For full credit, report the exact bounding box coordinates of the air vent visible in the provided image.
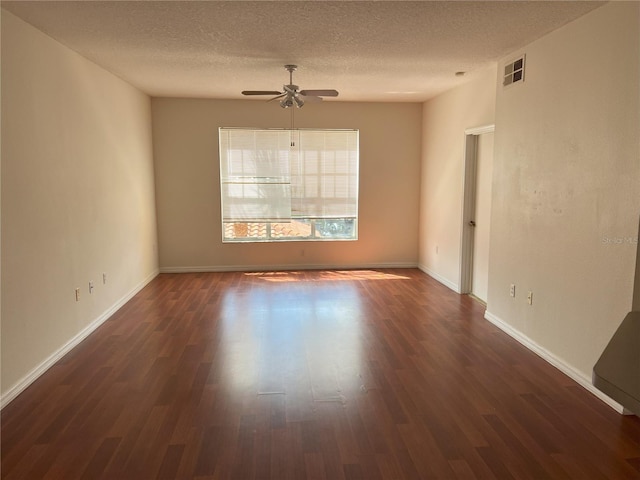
[503,55,525,87]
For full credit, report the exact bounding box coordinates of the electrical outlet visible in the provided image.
[527,291,533,305]
[89,281,94,294]
[75,288,80,302]
[510,284,516,297]
[103,273,107,285]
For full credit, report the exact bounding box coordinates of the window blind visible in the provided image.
[219,128,359,224]
[291,129,359,219]
[219,129,293,222]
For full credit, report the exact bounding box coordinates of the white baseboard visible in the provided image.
[1,269,160,409]
[417,264,460,293]
[160,262,418,274]
[484,310,626,414]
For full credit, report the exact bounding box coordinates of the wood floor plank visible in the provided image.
[2,269,640,479]
[156,444,185,480]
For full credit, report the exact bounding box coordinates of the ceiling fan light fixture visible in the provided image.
[293,95,305,108]
[279,97,294,108]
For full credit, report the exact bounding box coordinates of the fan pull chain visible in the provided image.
[290,107,295,147]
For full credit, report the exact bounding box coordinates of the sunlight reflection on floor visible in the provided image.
[244,270,411,282]
[220,274,366,398]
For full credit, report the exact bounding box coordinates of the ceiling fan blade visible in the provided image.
[267,93,287,102]
[242,90,283,96]
[300,89,339,97]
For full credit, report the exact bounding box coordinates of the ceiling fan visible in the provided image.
[242,65,338,108]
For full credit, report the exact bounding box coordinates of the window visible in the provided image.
[219,128,359,242]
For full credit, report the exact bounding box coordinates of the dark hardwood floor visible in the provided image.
[2,269,640,479]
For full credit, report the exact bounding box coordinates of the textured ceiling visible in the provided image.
[2,1,604,102]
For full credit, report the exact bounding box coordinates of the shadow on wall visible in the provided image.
[592,214,640,416]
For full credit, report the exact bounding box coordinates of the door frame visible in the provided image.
[459,124,495,295]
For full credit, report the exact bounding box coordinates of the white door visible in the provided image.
[471,132,494,303]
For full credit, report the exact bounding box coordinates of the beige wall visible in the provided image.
[152,99,422,271]
[1,12,159,403]
[487,2,640,380]
[418,67,497,290]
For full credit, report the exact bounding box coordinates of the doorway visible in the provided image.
[460,125,495,303]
